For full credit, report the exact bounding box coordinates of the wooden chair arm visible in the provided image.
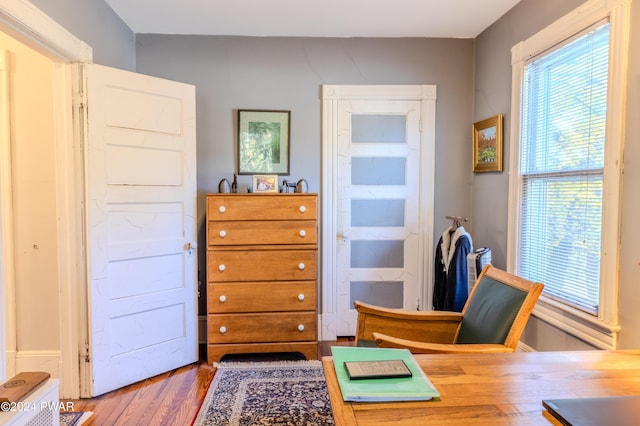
[354,301,463,322]
[354,301,463,346]
[372,332,516,354]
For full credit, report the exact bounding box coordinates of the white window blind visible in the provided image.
[518,22,609,315]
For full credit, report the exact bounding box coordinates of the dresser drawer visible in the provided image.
[208,220,317,246]
[208,312,317,343]
[208,249,317,282]
[208,282,317,313]
[207,194,317,221]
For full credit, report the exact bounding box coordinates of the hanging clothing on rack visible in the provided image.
[433,225,473,312]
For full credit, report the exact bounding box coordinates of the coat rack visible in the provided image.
[445,215,468,229]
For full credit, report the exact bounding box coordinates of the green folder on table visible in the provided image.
[331,346,441,402]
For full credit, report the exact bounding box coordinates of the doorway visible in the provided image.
[0,29,74,388]
[321,85,436,338]
[0,2,198,399]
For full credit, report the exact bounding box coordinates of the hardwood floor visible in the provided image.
[63,340,354,425]
[63,359,214,425]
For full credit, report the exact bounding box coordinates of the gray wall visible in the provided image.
[135,35,475,312]
[28,0,640,349]
[30,0,135,70]
[473,0,640,350]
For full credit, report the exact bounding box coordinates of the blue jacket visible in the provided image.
[433,226,473,312]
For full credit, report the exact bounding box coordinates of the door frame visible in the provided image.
[320,85,437,340]
[0,0,92,398]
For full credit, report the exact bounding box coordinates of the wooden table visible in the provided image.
[322,350,640,425]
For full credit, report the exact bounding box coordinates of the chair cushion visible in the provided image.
[456,275,528,344]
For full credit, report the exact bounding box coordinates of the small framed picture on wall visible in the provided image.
[472,114,503,173]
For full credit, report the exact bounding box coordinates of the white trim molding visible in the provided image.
[0,0,92,62]
[507,0,631,350]
[533,298,620,349]
[321,84,436,340]
[0,49,13,381]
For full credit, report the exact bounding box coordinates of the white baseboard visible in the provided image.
[517,341,536,352]
[15,350,61,378]
[320,313,337,341]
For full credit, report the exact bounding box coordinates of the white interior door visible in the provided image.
[335,99,426,336]
[83,63,197,396]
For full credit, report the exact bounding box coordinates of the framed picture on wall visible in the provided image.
[472,114,503,173]
[238,109,290,175]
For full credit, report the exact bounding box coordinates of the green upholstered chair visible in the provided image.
[354,265,544,354]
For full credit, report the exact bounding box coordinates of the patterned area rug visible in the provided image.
[59,411,92,426]
[193,360,335,426]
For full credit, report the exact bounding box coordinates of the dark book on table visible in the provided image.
[344,359,412,380]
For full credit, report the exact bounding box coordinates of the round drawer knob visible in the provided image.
[297,324,305,332]
[218,206,226,213]
[299,205,306,213]
[219,230,227,238]
[219,326,227,334]
[298,263,305,271]
[219,295,227,303]
[298,293,305,301]
[299,230,306,238]
[218,264,226,272]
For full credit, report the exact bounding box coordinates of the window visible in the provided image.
[519,22,609,315]
[508,0,630,349]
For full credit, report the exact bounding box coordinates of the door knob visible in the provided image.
[185,241,198,254]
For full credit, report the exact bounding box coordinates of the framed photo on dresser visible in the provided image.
[252,174,278,193]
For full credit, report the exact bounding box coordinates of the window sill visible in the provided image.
[532,295,620,350]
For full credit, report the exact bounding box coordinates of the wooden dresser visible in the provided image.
[206,193,319,363]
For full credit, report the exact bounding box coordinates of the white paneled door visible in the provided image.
[336,101,422,335]
[83,64,197,396]
[322,85,436,338]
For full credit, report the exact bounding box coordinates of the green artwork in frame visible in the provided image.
[237,109,290,175]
